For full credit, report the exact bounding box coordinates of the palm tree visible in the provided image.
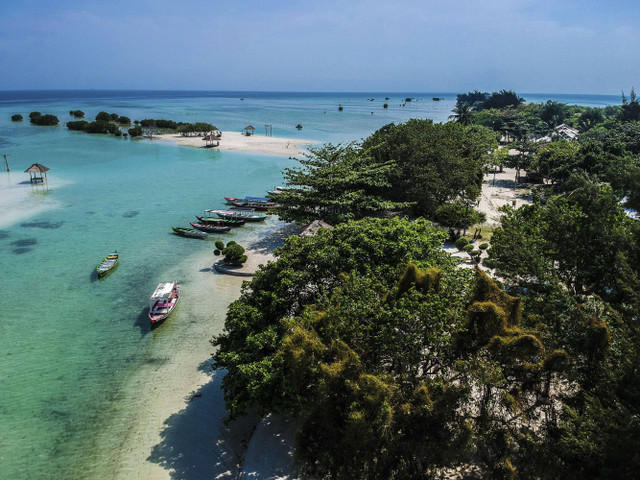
[448,103,475,125]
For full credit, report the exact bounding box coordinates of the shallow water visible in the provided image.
[0,90,621,479]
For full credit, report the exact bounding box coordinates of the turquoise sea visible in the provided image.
[0,91,621,479]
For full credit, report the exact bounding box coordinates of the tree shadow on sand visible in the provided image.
[247,223,301,255]
[147,369,259,480]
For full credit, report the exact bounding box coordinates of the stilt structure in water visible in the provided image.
[25,163,49,183]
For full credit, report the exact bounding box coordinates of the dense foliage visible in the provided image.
[486,174,640,478]
[11,114,22,121]
[66,120,121,135]
[213,92,640,478]
[213,218,579,478]
[275,120,497,224]
[29,112,59,126]
[275,143,407,224]
[69,110,84,118]
[139,118,216,135]
[128,125,143,137]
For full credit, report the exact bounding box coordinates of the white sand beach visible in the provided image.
[0,173,66,229]
[155,131,315,156]
[98,230,300,480]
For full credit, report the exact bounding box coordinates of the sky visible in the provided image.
[0,0,638,94]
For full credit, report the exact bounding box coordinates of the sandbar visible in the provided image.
[154,131,315,156]
[0,173,65,229]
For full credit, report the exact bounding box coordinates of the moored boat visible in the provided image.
[197,214,246,226]
[190,222,232,233]
[231,200,278,211]
[208,209,267,222]
[96,251,119,277]
[172,227,208,239]
[149,281,180,326]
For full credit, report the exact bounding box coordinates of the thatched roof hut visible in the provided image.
[25,163,50,183]
[203,133,220,147]
[243,125,256,135]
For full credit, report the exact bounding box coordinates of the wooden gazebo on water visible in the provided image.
[25,163,49,183]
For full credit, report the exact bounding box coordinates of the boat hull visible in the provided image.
[210,210,267,222]
[149,295,179,327]
[96,252,119,278]
[172,227,207,239]
[149,283,180,327]
[190,222,232,233]
[196,216,246,227]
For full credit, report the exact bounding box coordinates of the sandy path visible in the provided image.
[477,167,533,224]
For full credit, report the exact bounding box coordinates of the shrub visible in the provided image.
[11,114,23,121]
[128,125,143,137]
[69,110,84,118]
[95,111,118,122]
[85,121,118,134]
[383,103,388,109]
[118,116,131,125]
[213,241,248,266]
[455,237,470,250]
[479,243,490,250]
[463,244,475,253]
[30,113,59,126]
[67,120,89,131]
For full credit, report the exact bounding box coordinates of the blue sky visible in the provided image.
[0,0,638,93]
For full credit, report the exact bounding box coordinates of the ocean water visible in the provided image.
[0,90,622,480]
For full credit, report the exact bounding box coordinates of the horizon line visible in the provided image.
[0,88,623,97]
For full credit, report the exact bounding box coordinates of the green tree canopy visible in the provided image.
[363,119,497,214]
[275,143,408,224]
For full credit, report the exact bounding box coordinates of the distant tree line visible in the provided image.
[138,118,217,136]
[63,112,217,139]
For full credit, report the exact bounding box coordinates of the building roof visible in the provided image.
[24,163,50,173]
[555,124,580,139]
[244,125,256,130]
[300,220,334,237]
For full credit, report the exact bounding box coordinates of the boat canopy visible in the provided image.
[150,282,175,300]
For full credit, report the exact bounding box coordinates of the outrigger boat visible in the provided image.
[96,251,119,277]
[149,281,180,327]
[172,227,208,239]
[231,200,278,211]
[207,209,267,222]
[190,222,232,233]
[196,212,246,226]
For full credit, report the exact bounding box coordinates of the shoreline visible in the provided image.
[154,131,315,156]
[0,173,67,229]
[96,226,298,480]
